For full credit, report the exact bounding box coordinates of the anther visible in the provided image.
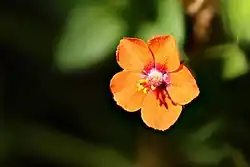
[150,85,156,90]
[137,85,144,91]
[139,79,145,83]
[143,88,148,94]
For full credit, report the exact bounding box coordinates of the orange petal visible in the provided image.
[110,71,146,112]
[167,65,200,105]
[116,38,153,71]
[148,35,180,72]
[141,92,182,131]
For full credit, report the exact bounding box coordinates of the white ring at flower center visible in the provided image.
[148,69,163,82]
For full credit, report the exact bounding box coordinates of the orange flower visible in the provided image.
[110,35,200,131]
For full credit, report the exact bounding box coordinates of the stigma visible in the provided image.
[137,68,169,93]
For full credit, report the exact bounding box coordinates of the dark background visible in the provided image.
[3,0,250,166]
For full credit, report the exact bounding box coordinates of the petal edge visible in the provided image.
[141,92,182,131]
[116,38,153,71]
[167,65,200,105]
[110,71,146,112]
[148,35,180,72]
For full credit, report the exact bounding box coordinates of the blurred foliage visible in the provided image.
[221,0,250,45]
[204,44,249,80]
[16,124,133,167]
[180,119,229,165]
[137,0,185,48]
[55,4,126,71]
[3,0,250,167]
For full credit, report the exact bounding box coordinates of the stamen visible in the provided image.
[137,67,169,95]
[139,79,145,83]
[151,85,156,90]
[137,84,144,91]
[143,88,148,94]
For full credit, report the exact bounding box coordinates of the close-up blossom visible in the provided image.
[5,0,250,166]
[110,35,200,131]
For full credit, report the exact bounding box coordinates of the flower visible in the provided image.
[110,35,200,131]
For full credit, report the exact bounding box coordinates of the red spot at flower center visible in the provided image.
[137,63,170,107]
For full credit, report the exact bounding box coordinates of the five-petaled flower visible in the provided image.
[110,35,200,131]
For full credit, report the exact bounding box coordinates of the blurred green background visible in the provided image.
[3,0,250,166]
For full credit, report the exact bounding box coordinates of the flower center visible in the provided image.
[137,68,169,94]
